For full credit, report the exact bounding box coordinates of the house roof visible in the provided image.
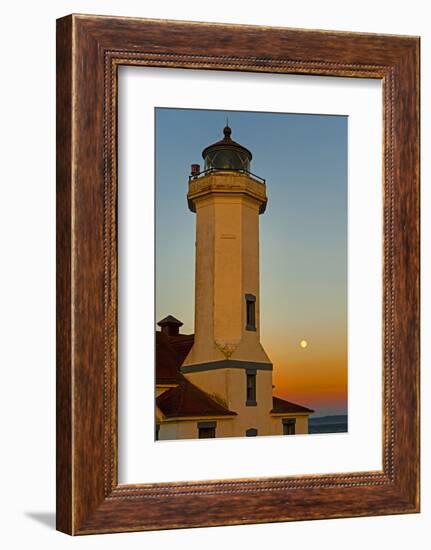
[168,334,195,366]
[201,125,253,161]
[271,396,314,414]
[155,330,195,385]
[155,331,186,385]
[157,379,237,418]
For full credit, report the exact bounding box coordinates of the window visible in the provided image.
[199,426,215,438]
[246,370,257,406]
[245,293,256,331]
[282,418,296,435]
[246,428,258,437]
[198,421,216,438]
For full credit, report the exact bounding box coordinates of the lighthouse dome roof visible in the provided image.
[202,125,252,172]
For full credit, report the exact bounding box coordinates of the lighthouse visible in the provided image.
[182,125,274,431]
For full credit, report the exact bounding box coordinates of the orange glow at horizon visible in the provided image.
[262,327,347,414]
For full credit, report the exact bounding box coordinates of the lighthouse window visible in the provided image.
[245,294,256,331]
[246,371,257,406]
[282,418,296,435]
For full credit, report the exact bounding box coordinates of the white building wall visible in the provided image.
[158,413,309,441]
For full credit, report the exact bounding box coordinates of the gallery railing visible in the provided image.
[188,167,266,185]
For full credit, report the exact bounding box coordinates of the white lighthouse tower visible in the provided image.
[182,125,274,434]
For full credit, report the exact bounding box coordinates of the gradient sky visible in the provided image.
[155,108,347,417]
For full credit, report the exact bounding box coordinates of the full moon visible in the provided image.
[300,340,308,348]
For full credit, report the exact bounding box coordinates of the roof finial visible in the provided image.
[223,117,232,139]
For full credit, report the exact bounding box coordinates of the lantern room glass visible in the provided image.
[203,147,251,172]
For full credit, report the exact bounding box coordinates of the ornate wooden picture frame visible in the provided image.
[56,14,420,535]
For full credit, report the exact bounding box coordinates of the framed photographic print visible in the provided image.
[56,14,420,535]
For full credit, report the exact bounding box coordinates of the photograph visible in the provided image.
[154,107,348,440]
